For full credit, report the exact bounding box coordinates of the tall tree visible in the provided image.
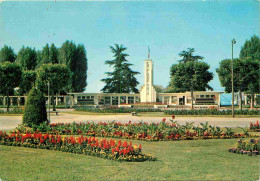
[19,70,37,95]
[0,45,17,63]
[179,48,203,63]
[0,62,22,111]
[240,35,260,61]
[37,43,59,66]
[36,64,72,111]
[58,41,87,92]
[101,44,140,93]
[167,48,213,109]
[16,46,37,70]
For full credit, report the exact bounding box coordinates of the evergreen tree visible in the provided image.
[101,44,140,93]
[240,35,260,61]
[16,46,37,70]
[58,41,87,92]
[38,43,59,66]
[0,45,17,63]
[23,87,47,127]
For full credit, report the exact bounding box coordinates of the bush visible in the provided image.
[75,107,162,113]
[164,109,260,115]
[22,87,47,127]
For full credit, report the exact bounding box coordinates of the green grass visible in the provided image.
[0,138,259,180]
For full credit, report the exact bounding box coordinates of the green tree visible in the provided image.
[0,45,17,63]
[37,43,59,66]
[240,35,260,61]
[153,85,165,93]
[216,58,259,109]
[179,48,203,63]
[23,87,47,127]
[36,64,72,111]
[0,62,22,111]
[19,70,37,95]
[167,48,213,109]
[58,41,88,92]
[101,44,140,93]
[16,46,37,70]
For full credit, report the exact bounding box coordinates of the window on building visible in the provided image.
[171,96,177,104]
[206,95,210,98]
[157,96,162,103]
[128,96,134,104]
[135,96,140,103]
[200,95,205,98]
[120,96,126,104]
[112,96,119,105]
[98,96,104,105]
[104,97,111,105]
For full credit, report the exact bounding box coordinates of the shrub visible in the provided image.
[164,109,260,115]
[22,87,47,127]
[75,107,162,113]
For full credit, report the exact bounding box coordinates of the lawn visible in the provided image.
[0,138,258,180]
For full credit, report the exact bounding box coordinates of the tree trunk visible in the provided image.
[191,89,194,110]
[250,92,254,109]
[6,94,10,112]
[52,90,56,111]
[239,90,242,111]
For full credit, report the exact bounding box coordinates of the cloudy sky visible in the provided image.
[0,0,259,93]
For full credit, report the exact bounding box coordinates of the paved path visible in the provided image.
[0,113,259,130]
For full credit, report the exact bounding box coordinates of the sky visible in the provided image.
[0,0,259,96]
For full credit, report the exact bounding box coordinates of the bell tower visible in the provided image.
[140,48,157,102]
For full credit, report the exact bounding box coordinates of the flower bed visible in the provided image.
[229,139,260,156]
[75,107,162,113]
[164,109,260,115]
[249,121,260,132]
[0,131,156,162]
[17,119,251,141]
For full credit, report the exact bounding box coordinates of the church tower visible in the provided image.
[140,48,157,102]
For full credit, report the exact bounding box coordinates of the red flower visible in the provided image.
[139,144,142,150]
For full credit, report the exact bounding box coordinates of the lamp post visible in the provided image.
[231,38,236,118]
[47,81,50,122]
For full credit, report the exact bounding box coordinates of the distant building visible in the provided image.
[0,57,223,108]
[68,58,223,108]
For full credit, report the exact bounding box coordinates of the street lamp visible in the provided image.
[231,38,236,118]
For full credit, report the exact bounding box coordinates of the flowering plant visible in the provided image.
[249,121,260,131]
[229,139,260,156]
[16,120,251,141]
[0,131,156,162]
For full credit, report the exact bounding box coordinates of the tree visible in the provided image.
[153,85,165,93]
[16,46,37,70]
[0,62,22,111]
[0,45,16,63]
[101,44,140,93]
[37,43,59,66]
[240,35,260,61]
[58,41,88,92]
[216,58,259,109]
[179,48,203,63]
[36,64,72,111]
[19,70,37,95]
[167,48,213,109]
[23,87,47,127]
